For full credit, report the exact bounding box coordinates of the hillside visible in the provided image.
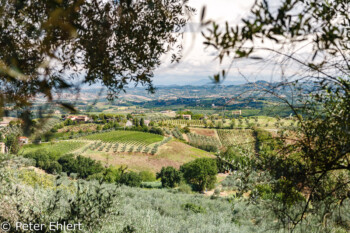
[83,139,214,173]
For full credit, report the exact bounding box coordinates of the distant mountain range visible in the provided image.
[155,79,247,86]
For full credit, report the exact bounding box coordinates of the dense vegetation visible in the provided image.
[180,158,218,192]
[0,0,349,232]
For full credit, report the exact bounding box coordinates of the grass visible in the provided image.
[81,130,163,146]
[20,141,86,155]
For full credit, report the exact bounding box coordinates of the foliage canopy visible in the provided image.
[203,0,350,229]
[0,0,194,114]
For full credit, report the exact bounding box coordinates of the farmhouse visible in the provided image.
[19,136,29,144]
[66,115,90,122]
[182,114,192,120]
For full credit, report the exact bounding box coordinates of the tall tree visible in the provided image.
[4,134,20,154]
[180,158,217,192]
[156,166,181,188]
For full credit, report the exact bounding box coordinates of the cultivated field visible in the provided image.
[20,141,86,155]
[81,130,163,146]
[186,133,221,148]
[82,137,171,155]
[84,139,214,172]
[217,129,256,155]
[189,128,218,138]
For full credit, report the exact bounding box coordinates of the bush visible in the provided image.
[58,155,104,179]
[24,149,62,172]
[119,172,142,187]
[182,126,190,134]
[5,134,20,154]
[46,161,62,174]
[177,183,192,194]
[156,166,182,188]
[197,144,218,153]
[139,171,156,182]
[88,167,122,183]
[140,181,162,189]
[181,203,206,214]
[216,146,251,173]
[180,158,218,192]
[149,127,164,136]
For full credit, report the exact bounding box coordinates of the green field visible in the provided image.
[20,141,86,155]
[81,130,163,146]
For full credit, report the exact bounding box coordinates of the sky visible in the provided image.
[153,0,260,85]
[153,0,301,86]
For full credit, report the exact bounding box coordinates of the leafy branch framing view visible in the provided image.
[0,0,349,232]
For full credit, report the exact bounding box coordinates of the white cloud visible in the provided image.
[154,0,258,85]
[154,0,312,86]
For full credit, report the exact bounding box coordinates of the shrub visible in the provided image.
[58,155,104,179]
[180,158,218,192]
[139,171,156,182]
[4,134,20,154]
[18,169,55,188]
[119,172,142,187]
[149,127,164,136]
[182,126,190,134]
[88,167,122,183]
[46,161,62,174]
[177,183,192,194]
[24,149,62,172]
[181,203,206,214]
[214,188,221,196]
[156,166,181,188]
[197,144,218,152]
[140,181,162,189]
[216,146,251,173]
